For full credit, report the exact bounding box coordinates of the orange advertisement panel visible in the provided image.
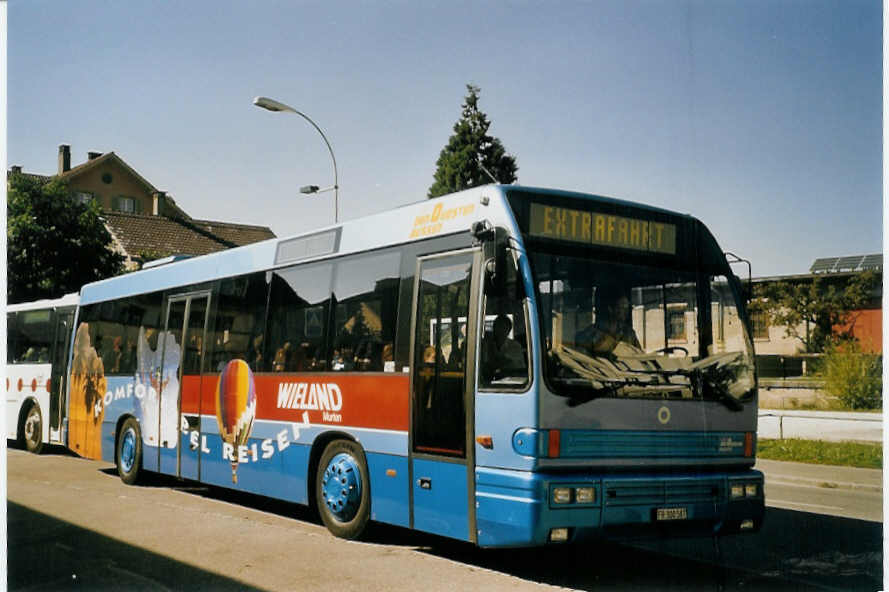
[183,372,410,431]
[68,324,106,459]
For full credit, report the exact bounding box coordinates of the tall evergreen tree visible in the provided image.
[7,174,125,303]
[428,84,518,198]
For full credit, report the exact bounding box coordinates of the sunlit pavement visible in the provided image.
[757,458,882,521]
[7,447,883,591]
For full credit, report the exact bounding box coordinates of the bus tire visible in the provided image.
[117,418,143,485]
[21,403,44,454]
[315,439,371,540]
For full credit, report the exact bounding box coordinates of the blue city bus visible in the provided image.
[66,185,763,546]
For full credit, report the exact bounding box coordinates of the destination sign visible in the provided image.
[528,203,677,255]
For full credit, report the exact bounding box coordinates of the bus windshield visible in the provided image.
[530,250,755,409]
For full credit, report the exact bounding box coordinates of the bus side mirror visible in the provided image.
[733,274,752,302]
[484,238,509,296]
[471,219,496,243]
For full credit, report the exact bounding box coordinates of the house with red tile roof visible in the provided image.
[8,144,275,268]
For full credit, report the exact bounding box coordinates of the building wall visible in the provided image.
[68,160,153,214]
[845,308,882,353]
[752,321,807,355]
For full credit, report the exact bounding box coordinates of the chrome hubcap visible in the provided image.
[120,428,137,473]
[24,409,39,441]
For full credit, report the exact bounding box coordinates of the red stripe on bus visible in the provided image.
[181,373,410,431]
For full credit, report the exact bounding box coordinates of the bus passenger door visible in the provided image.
[409,250,480,543]
[159,293,210,480]
[49,309,73,443]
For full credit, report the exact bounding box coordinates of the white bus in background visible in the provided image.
[6,293,79,453]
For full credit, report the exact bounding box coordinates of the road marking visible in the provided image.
[767,499,843,511]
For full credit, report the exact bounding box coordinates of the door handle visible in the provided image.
[417,477,431,490]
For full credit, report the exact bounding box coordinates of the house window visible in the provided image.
[74,191,94,205]
[751,310,770,340]
[667,306,686,341]
[114,196,137,213]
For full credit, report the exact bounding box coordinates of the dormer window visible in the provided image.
[113,196,139,213]
[74,191,94,205]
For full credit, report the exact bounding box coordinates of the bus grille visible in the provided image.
[603,478,724,507]
[561,430,746,458]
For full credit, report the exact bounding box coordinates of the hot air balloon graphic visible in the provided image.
[215,359,257,483]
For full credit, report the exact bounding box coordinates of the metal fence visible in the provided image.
[755,354,822,379]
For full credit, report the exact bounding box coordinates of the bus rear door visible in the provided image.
[49,308,74,443]
[159,292,210,479]
[409,250,481,542]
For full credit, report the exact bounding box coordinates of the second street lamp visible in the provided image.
[253,96,339,223]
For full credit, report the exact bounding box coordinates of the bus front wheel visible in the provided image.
[315,439,370,540]
[21,404,43,454]
[117,418,143,485]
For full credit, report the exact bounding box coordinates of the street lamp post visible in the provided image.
[253,96,339,223]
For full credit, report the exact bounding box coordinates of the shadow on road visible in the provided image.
[6,441,79,457]
[8,502,269,592]
[130,467,882,591]
[418,507,881,591]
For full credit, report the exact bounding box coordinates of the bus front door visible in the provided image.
[409,250,480,543]
[159,293,210,480]
[49,309,73,443]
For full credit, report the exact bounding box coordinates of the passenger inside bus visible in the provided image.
[481,315,527,382]
[576,285,641,355]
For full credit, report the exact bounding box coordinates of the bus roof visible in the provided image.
[78,185,699,306]
[7,292,80,313]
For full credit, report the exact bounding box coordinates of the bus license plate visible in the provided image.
[656,507,688,521]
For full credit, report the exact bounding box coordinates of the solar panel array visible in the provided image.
[809,254,882,274]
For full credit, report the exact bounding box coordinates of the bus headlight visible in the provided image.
[552,487,572,504]
[730,482,760,499]
[549,527,570,542]
[575,487,595,504]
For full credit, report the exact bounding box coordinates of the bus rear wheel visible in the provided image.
[117,418,143,485]
[316,439,370,540]
[21,404,43,454]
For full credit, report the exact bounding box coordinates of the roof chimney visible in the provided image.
[88,151,102,161]
[58,144,71,174]
[152,191,166,216]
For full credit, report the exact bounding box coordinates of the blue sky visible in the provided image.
[7,0,882,277]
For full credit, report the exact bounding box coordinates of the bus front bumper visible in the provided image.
[474,467,765,548]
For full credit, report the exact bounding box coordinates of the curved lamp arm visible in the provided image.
[253,96,339,223]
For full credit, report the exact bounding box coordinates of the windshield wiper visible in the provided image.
[549,346,682,407]
[550,346,749,411]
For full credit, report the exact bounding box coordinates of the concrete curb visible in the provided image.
[764,474,882,494]
[757,459,883,494]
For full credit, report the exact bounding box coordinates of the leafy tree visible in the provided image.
[7,174,125,303]
[428,84,518,198]
[750,271,877,353]
[820,340,882,410]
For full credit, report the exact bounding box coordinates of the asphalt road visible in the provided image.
[757,459,882,522]
[7,446,883,591]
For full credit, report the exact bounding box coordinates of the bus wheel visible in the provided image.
[316,440,370,540]
[117,418,143,485]
[21,404,43,454]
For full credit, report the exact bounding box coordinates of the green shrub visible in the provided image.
[820,342,882,410]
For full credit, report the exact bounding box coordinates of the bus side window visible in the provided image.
[330,251,400,372]
[15,310,55,365]
[480,250,530,390]
[211,273,269,372]
[266,263,333,373]
[7,313,17,364]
